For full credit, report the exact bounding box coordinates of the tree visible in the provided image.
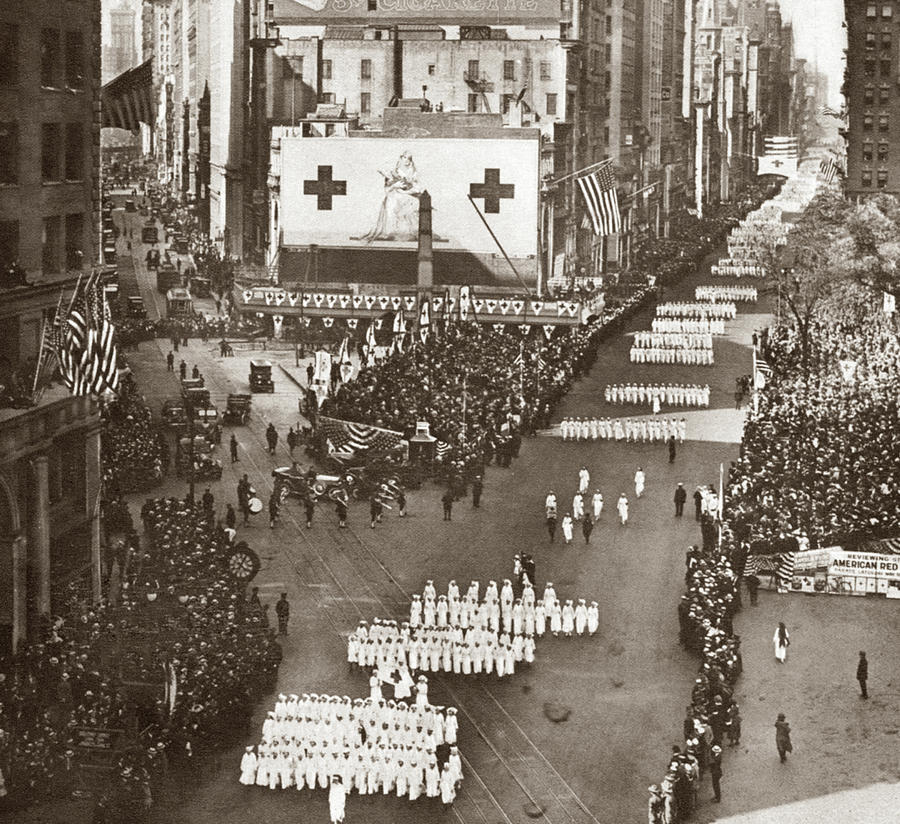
[841,194,900,297]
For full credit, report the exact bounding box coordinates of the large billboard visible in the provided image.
[278,136,540,260]
[273,0,560,25]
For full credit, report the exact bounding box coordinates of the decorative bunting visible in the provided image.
[485,299,497,314]
[339,295,350,309]
[322,317,334,328]
[346,318,358,330]
[264,292,273,306]
[302,317,311,327]
[242,290,253,304]
[472,298,485,315]
[403,296,416,311]
[519,324,530,335]
[374,318,384,330]
[493,323,505,333]
[326,294,337,308]
[390,296,402,310]
[498,299,510,315]
[313,293,325,307]
[352,295,363,309]
[364,296,376,310]
[302,294,312,307]
[288,293,299,306]
[530,301,544,315]
[378,296,390,310]
[543,324,555,340]
[511,299,524,314]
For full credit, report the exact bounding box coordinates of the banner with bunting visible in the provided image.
[418,299,431,344]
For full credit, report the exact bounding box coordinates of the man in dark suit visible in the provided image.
[857,651,868,699]
[674,483,687,516]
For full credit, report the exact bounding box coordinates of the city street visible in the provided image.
[106,207,897,824]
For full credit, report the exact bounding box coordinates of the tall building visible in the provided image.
[0,1,104,656]
[843,0,900,197]
[104,1,138,83]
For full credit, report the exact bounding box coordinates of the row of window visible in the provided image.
[866,4,894,18]
[864,31,893,49]
[0,23,85,89]
[862,142,891,161]
[859,169,890,188]
[862,113,892,131]
[863,85,893,103]
[862,56,893,75]
[289,57,557,83]
[0,214,86,276]
[0,122,85,185]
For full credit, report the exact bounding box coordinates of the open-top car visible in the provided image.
[272,464,354,504]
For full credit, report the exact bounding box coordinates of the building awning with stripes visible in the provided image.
[101,58,155,133]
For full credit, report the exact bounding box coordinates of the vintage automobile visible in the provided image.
[166,287,193,318]
[223,393,252,425]
[141,221,159,244]
[161,398,189,429]
[124,199,137,213]
[190,275,211,297]
[171,234,190,254]
[272,464,354,504]
[156,263,181,294]
[146,248,161,271]
[249,359,274,393]
[175,436,222,480]
[127,296,147,319]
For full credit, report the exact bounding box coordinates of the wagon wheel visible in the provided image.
[225,541,260,582]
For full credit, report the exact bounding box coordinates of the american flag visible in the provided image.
[55,271,119,396]
[819,157,843,183]
[435,440,452,460]
[318,416,404,453]
[577,163,621,236]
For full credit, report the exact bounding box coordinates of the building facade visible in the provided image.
[843,0,900,196]
[0,0,104,656]
[104,1,139,83]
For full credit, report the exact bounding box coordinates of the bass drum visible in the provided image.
[311,480,328,499]
[248,496,263,514]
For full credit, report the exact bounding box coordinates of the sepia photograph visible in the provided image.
[0,0,898,823]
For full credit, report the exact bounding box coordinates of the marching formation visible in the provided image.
[693,286,758,304]
[650,317,726,335]
[558,416,686,443]
[657,301,739,318]
[633,332,715,350]
[604,383,710,409]
[240,693,461,813]
[630,348,715,365]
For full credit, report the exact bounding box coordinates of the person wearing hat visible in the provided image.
[328,774,347,823]
[674,482,687,516]
[472,474,483,507]
[775,713,792,763]
[709,743,723,802]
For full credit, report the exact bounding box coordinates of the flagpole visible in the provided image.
[544,157,615,189]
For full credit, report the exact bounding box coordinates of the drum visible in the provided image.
[248,496,263,514]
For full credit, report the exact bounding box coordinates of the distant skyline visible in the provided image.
[779,0,846,107]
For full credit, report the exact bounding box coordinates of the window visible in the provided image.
[427,64,435,75]
[878,141,889,160]
[603,126,609,144]
[360,92,371,113]
[467,93,479,113]
[40,28,60,87]
[605,43,612,63]
[65,31,84,89]
[883,31,892,49]
[42,216,61,274]
[881,58,892,75]
[360,59,372,80]
[865,86,875,104]
[320,92,335,103]
[0,122,17,184]
[503,60,515,81]
[65,123,83,181]
[863,142,874,161]
[606,15,612,34]
[865,58,877,75]
[321,59,332,80]
[879,113,889,130]
[467,60,480,78]
[65,213,84,270]
[862,170,873,187]
[41,123,61,182]
[0,220,18,271]
[501,93,515,114]
[540,61,551,80]
[0,24,18,86]
[878,169,889,187]
[864,114,874,131]
[866,32,877,49]
[867,3,878,16]
[546,93,557,115]
[880,84,890,102]
[367,0,377,10]
[883,4,893,17]
[605,70,611,88]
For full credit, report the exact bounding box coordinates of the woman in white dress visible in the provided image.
[239,746,257,785]
[329,775,347,824]
[773,622,790,663]
[617,494,629,526]
[549,600,563,637]
[561,513,574,544]
[592,490,604,520]
[634,467,645,498]
[561,600,575,638]
[572,492,585,521]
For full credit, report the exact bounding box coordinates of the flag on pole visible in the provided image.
[391,311,407,355]
[577,163,621,236]
[418,298,431,345]
[753,351,773,389]
[55,270,119,396]
[335,337,353,384]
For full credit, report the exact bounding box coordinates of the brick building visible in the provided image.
[0,1,104,655]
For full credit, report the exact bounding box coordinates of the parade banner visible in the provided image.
[279,136,540,259]
[781,548,900,597]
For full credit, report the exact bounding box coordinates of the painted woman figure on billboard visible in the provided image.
[363,150,423,242]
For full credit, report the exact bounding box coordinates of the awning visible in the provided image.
[101,58,154,132]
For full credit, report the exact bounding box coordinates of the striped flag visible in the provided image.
[577,163,621,236]
[318,416,404,453]
[55,270,119,396]
[819,156,843,183]
[754,350,773,389]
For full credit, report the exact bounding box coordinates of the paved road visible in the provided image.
[104,204,900,824]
